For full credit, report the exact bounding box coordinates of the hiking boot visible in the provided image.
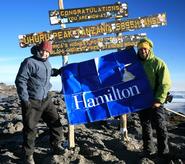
[25,155,35,164]
[158,152,173,159]
[139,150,156,159]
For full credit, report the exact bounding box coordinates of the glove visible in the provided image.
[21,100,30,109]
[165,92,173,103]
[52,68,62,76]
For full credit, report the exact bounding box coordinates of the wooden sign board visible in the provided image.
[18,13,166,47]
[51,34,146,56]
[49,2,128,25]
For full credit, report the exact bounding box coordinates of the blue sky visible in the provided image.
[0,0,185,91]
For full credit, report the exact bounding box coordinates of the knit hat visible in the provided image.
[137,38,153,50]
[39,41,52,53]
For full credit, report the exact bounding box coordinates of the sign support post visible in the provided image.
[115,12,129,141]
[58,0,75,149]
[120,114,129,141]
[58,0,68,66]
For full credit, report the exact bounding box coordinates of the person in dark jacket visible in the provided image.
[137,38,171,158]
[15,41,64,164]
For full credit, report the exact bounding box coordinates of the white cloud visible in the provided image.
[50,77,63,91]
[172,81,185,91]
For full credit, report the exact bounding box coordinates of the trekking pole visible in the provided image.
[165,107,185,118]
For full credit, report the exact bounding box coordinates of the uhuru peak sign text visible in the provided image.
[49,2,128,24]
[52,34,146,56]
[19,13,166,48]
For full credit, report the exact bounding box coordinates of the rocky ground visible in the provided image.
[0,83,185,164]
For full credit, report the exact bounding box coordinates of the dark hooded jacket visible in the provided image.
[15,46,53,102]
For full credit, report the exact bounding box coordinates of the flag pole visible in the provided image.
[58,0,75,148]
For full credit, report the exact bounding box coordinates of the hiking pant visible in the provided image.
[139,106,169,155]
[21,96,64,156]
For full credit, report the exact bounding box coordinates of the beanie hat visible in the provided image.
[39,41,52,53]
[137,38,153,50]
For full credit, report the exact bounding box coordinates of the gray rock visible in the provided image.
[0,83,185,164]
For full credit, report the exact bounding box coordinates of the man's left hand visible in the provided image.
[52,68,62,76]
[152,102,162,109]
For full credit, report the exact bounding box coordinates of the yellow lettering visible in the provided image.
[151,17,158,24]
[76,9,82,15]
[125,21,130,30]
[119,22,126,31]
[29,36,36,44]
[52,32,58,39]
[57,31,63,40]
[60,11,64,16]
[134,19,141,29]
[79,15,88,21]
[129,20,135,29]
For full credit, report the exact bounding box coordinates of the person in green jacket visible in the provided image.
[137,38,171,158]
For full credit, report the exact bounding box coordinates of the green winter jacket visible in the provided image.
[140,49,171,104]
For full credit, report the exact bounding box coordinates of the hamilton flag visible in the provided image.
[61,47,154,125]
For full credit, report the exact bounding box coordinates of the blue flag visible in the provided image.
[61,48,154,125]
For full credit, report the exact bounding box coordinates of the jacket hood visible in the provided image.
[30,45,47,62]
[31,45,39,56]
[137,38,153,48]
[146,48,155,60]
[137,37,155,60]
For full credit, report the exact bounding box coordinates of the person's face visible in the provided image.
[138,48,150,60]
[39,50,50,59]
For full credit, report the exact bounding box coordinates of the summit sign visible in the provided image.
[18,13,166,48]
[49,2,128,25]
[51,34,146,56]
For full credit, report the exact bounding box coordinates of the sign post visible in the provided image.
[115,14,129,141]
[58,0,75,149]
[58,0,68,66]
